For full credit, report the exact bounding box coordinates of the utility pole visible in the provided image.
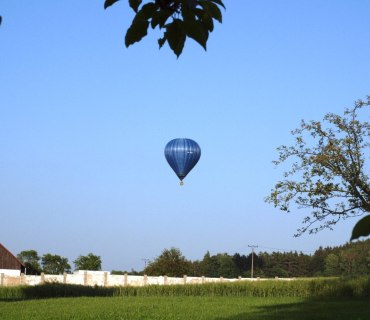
[142,258,149,270]
[248,245,258,278]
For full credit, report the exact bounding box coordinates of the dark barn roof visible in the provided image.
[0,243,25,271]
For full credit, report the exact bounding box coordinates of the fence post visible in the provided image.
[238,276,241,281]
[41,272,45,284]
[20,273,25,285]
[124,273,128,287]
[220,277,224,283]
[201,276,205,284]
[183,275,187,284]
[84,271,88,286]
[104,272,108,287]
[164,275,168,285]
[143,274,147,286]
[0,273,4,286]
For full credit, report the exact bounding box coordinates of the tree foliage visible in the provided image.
[266,96,370,239]
[324,253,340,276]
[73,253,102,271]
[145,241,370,278]
[144,247,192,276]
[104,0,225,57]
[17,250,42,275]
[41,254,71,275]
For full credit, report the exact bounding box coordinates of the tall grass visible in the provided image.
[1,277,369,300]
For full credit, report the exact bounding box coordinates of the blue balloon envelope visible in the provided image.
[164,138,201,185]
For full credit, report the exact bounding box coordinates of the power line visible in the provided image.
[236,244,316,254]
[257,246,315,254]
[141,258,149,269]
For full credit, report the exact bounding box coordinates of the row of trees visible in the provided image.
[139,240,370,278]
[16,251,102,275]
[17,240,369,277]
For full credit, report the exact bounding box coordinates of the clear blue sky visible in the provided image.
[1,1,370,271]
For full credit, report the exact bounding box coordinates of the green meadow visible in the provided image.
[1,296,370,320]
[1,277,369,319]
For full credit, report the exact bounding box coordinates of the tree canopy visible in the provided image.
[74,253,102,271]
[17,250,42,275]
[104,0,225,57]
[41,253,71,275]
[142,242,370,278]
[266,96,370,240]
[144,247,192,276]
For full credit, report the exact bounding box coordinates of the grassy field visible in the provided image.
[1,296,370,320]
[1,277,369,319]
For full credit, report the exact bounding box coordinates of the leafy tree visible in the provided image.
[200,251,220,277]
[309,246,326,276]
[324,253,340,276]
[41,254,71,275]
[111,269,143,275]
[104,0,225,57]
[260,252,289,278]
[266,96,370,239]
[264,265,288,278]
[295,252,311,277]
[144,247,191,276]
[232,253,249,275]
[190,260,203,276]
[17,250,42,275]
[215,253,239,278]
[73,253,102,271]
[339,249,357,275]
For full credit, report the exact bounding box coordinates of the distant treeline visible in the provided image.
[114,240,370,278]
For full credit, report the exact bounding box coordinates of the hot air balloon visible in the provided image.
[164,138,201,185]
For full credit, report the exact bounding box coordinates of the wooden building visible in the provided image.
[0,243,25,275]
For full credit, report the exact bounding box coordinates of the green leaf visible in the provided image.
[129,0,142,13]
[125,20,150,47]
[210,0,226,9]
[350,215,370,241]
[104,0,120,9]
[181,3,196,22]
[151,8,173,29]
[125,3,157,47]
[133,2,157,23]
[158,36,166,49]
[165,19,186,57]
[184,20,208,50]
[200,12,214,32]
[199,1,223,23]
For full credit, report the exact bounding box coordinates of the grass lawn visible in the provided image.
[0,296,369,320]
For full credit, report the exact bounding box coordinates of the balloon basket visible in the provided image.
[180,181,184,186]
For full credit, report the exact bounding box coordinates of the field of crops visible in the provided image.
[1,296,370,320]
[1,277,369,319]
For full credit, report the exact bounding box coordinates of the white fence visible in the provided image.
[0,271,288,287]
